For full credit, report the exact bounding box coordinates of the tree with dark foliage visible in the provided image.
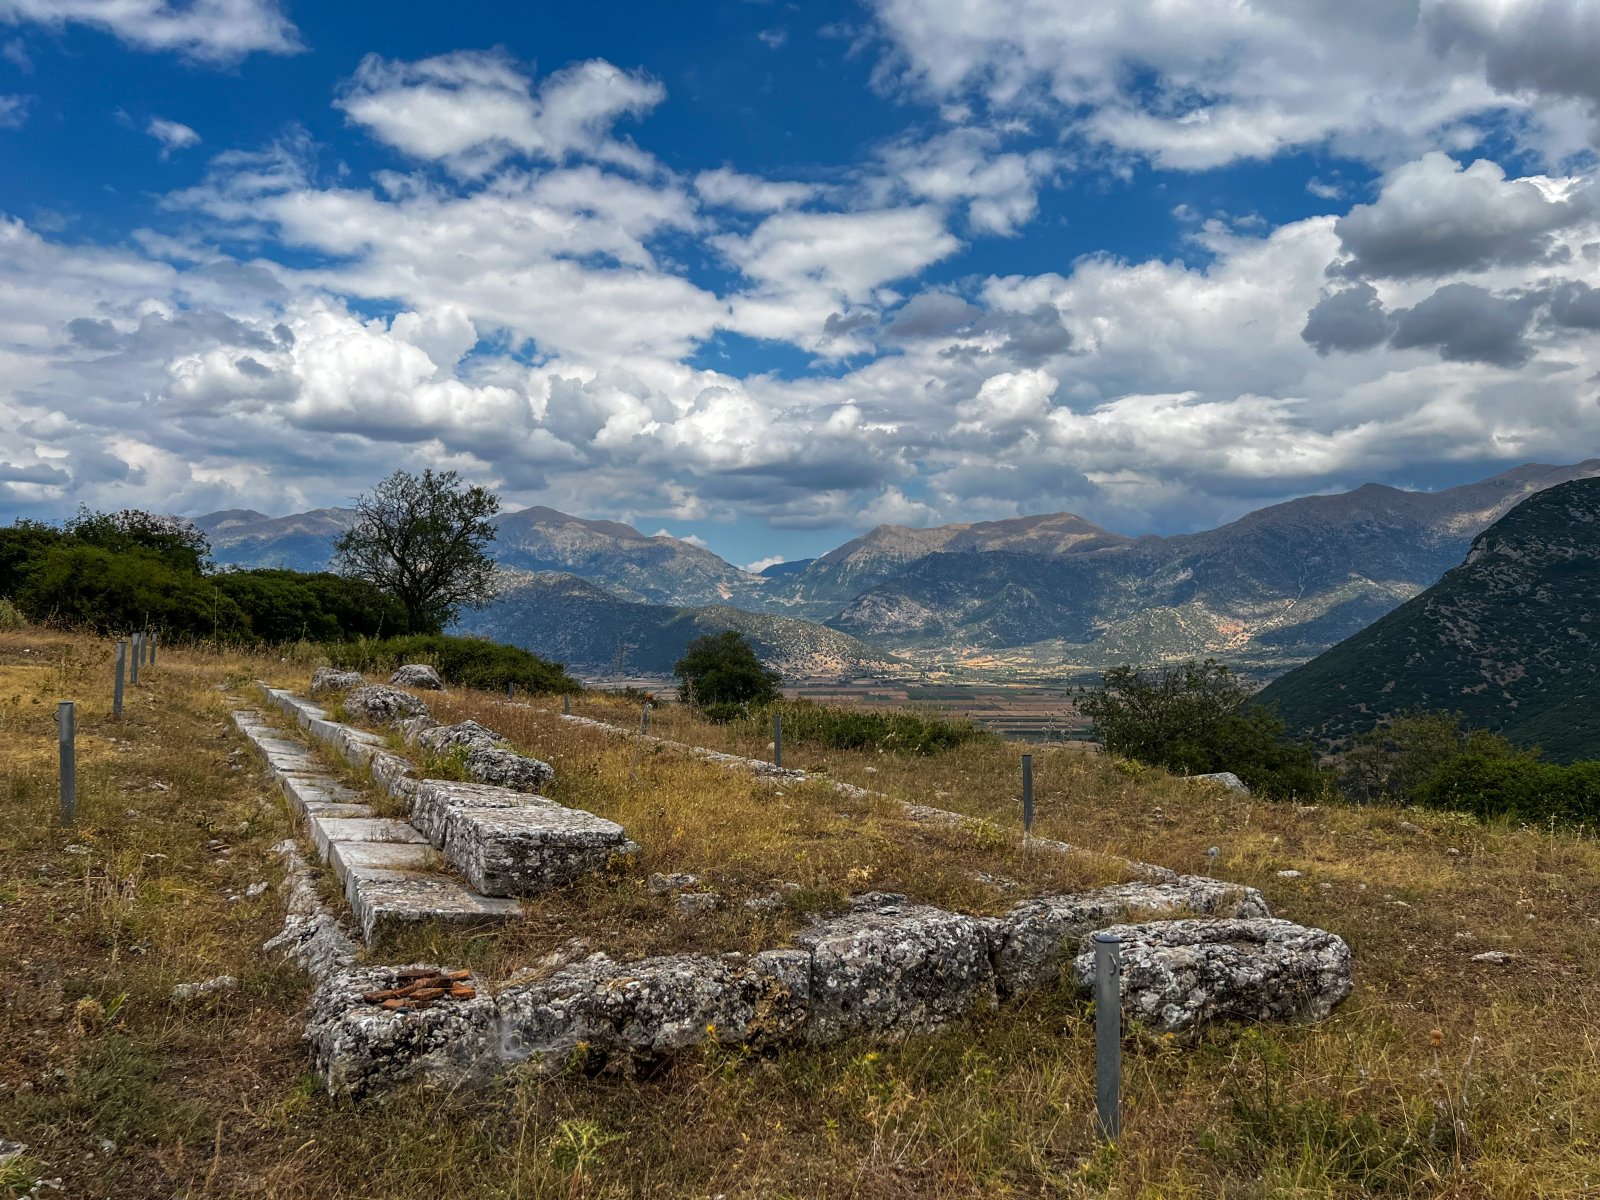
[332,469,500,634]
[674,630,780,716]
[1079,658,1328,799]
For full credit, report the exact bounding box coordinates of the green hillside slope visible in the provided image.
[1256,478,1600,761]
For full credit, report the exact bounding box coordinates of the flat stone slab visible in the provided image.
[308,815,428,861]
[409,778,558,847]
[992,877,1270,996]
[279,774,367,815]
[344,869,522,944]
[441,802,638,897]
[1072,917,1354,1032]
[796,892,998,1042]
[328,839,438,885]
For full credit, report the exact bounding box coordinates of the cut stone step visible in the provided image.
[345,867,522,943]
[441,802,639,897]
[327,839,439,887]
[279,775,372,819]
[308,815,428,861]
[409,778,560,847]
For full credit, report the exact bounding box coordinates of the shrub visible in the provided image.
[0,597,25,630]
[674,630,780,709]
[1338,709,1523,804]
[14,544,251,637]
[1414,752,1600,825]
[324,633,579,694]
[742,699,996,755]
[215,569,410,643]
[1081,658,1330,799]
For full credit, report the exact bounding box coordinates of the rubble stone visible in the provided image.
[1072,917,1353,1032]
[1192,771,1250,794]
[344,685,430,727]
[390,664,445,690]
[310,667,366,696]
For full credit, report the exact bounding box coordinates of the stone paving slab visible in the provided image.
[441,803,638,897]
[308,815,428,861]
[341,867,523,943]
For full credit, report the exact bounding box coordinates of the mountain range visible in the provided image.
[1258,478,1600,761]
[187,458,1600,677]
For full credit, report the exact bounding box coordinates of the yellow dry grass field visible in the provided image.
[3,626,1600,1198]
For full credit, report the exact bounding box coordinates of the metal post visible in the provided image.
[562,693,570,716]
[113,640,126,719]
[507,681,515,702]
[58,701,76,827]
[641,702,650,734]
[149,631,156,667]
[1021,753,1034,836]
[1093,932,1122,1140]
[774,712,783,770]
[129,633,141,685]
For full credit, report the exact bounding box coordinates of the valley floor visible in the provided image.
[3,628,1599,1198]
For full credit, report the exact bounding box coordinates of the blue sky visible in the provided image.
[1,0,1598,571]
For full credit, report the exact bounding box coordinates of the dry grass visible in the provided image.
[4,628,1600,1197]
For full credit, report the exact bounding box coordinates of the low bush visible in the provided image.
[0,597,24,631]
[1415,751,1600,825]
[324,633,579,694]
[742,698,997,755]
[13,544,252,637]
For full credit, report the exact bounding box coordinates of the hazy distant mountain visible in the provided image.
[829,460,1600,669]
[1257,478,1600,761]
[776,512,1129,609]
[192,507,354,571]
[759,559,813,578]
[454,571,893,678]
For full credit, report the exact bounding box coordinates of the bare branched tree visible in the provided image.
[332,468,500,633]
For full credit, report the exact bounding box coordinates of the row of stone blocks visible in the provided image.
[245,685,639,942]
[303,885,1354,1096]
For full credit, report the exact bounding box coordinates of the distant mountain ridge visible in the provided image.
[454,571,894,678]
[1256,478,1600,761]
[184,457,1600,676]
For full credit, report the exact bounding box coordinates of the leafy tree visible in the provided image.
[0,520,64,598]
[63,506,211,574]
[214,569,410,643]
[1338,709,1525,804]
[1416,752,1600,825]
[1079,658,1329,799]
[674,630,780,714]
[332,469,500,634]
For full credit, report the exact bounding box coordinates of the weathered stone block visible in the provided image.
[345,685,430,727]
[464,746,555,792]
[310,667,366,696]
[495,949,810,1069]
[1071,917,1354,1032]
[992,877,1270,996]
[441,802,638,897]
[390,664,445,690]
[797,893,998,1042]
[408,778,558,848]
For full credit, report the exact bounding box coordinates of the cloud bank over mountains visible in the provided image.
[0,0,1598,549]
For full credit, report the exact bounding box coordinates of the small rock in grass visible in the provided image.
[171,975,238,1001]
[389,664,445,690]
[649,872,699,895]
[245,882,268,899]
[1276,869,1303,879]
[675,892,719,916]
[1471,950,1514,965]
[1399,820,1421,834]
[63,844,90,856]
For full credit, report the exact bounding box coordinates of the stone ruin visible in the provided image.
[239,669,1356,1097]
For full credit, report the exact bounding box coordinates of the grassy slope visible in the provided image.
[2,627,1599,1197]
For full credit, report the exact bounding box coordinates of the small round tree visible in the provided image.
[332,468,500,634]
[674,630,780,718]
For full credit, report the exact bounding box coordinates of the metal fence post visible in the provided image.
[58,700,76,826]
[129,632,141,685]
[774,712,783,770]
[1021,753,1034,836]
[641,702,650,734]
[113,640,126,719]
[562,693,570,716]
[507,681,515,702]
[1094,932,1122,1140]
[149,630,157,667]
